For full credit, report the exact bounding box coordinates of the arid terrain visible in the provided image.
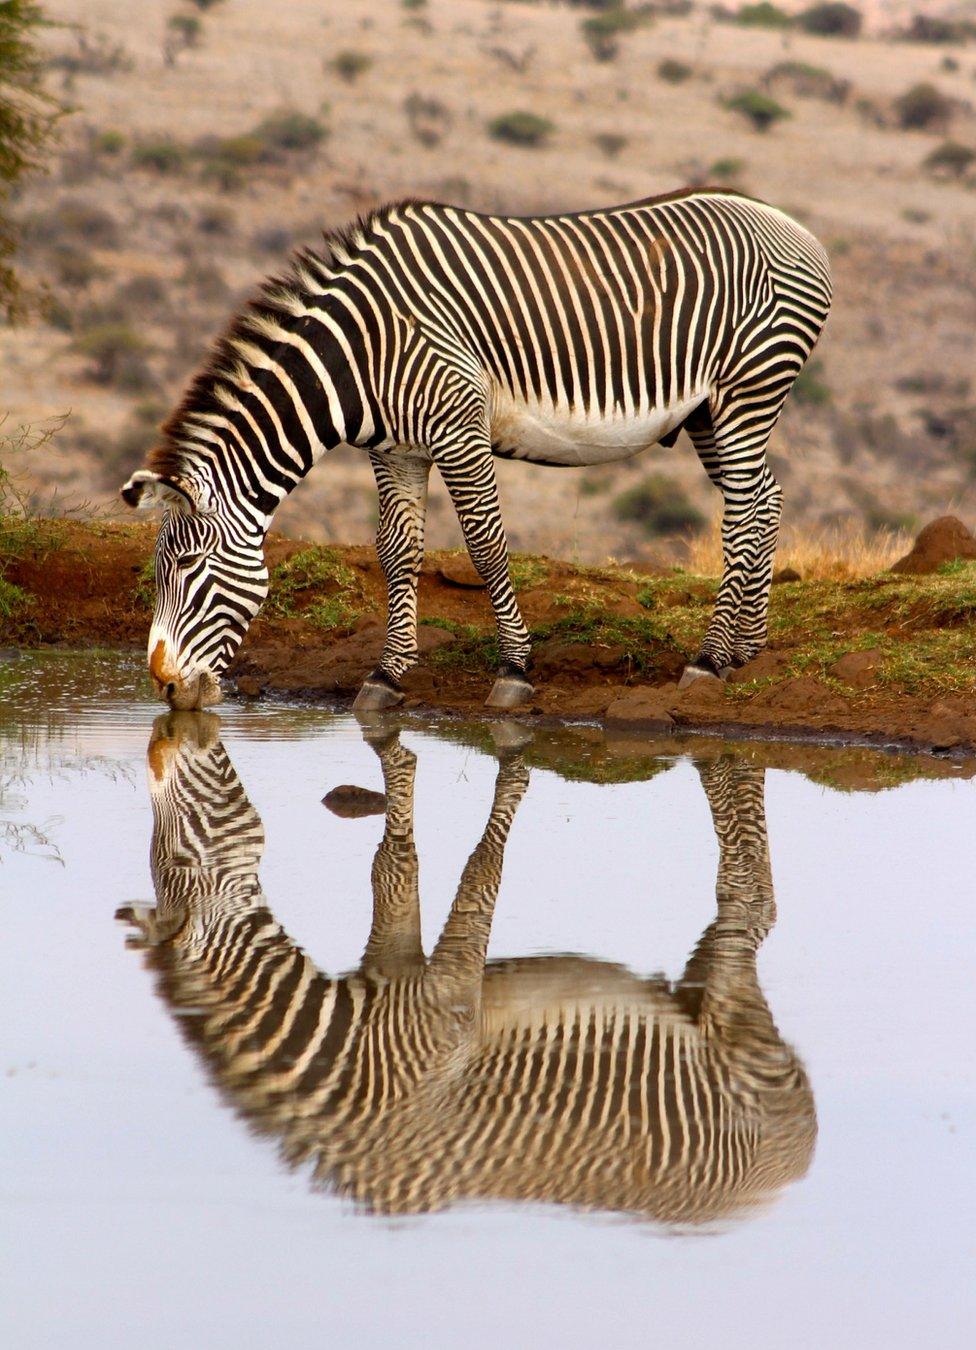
[2,0,975,563]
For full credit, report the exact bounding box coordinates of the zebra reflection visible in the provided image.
[119,716,815,1221]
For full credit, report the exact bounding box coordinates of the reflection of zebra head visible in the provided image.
[119,721,815,1223]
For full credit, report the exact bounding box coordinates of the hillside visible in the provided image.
[2,0,975,563]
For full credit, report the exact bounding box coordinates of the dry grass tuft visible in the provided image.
[681,515,913,581]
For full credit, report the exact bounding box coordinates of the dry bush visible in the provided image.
[487,111,554,148]
[923,140,976,180]
[404,93,451,147]
[48,30,133,80]
[796,4,862,38]
[894,83,953,132]
[763,61,849,104]
[613,475,705,536]
[329,50,372,83]
[684,517,913,580]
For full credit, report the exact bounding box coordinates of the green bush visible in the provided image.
[793,357,831,407]
[736,3,792,30]
[581,8,644,62]
[709,156,745,180]
[923,140,976,178]
[658,58,692,84]
[256,110,327,153]
[330,50,372,82]
[131,137,189,173]
[93,128,125,155]
[71,323,153,390]
[894,83,953,131]
[487,110,554,148]
[725,88,791,133]
[167,14,202,48]
[593,131,628,158]
[797,4,862,37]
[612,475,705,536]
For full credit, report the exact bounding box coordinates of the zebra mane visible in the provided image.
[149,200,424,480]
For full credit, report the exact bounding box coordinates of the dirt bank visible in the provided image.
[3,520,976,758]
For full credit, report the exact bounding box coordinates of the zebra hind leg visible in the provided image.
[355,453,431,712]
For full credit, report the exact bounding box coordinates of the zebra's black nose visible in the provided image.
[165,681,177,702]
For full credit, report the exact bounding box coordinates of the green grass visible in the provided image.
[510,554,549,591]
[134,557,155,608]
[0,575,30,619]
[267,547,360,617]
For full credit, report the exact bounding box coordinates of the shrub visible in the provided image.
[736,3,792,30]
[330,50,372,82]
[709,156,745,179]
[581,8,645,62]
[487,110,554,148]
[71,323,154,390]
[923,140,976,178]
[51,243,102,289]
[725,88,791,132]
[593,131,628,158]
[404,92,451,147]
[93,128,125,155]
[612,475,705,536]
[904,16,964,44]
[763,60,849,103]
[254,110,327,154]
[658,58,692,84]
[47,30,133,78]
[131,137,189,173]
[894,82,953,131]
[167,14,202,48]
[20,199,120,248]
[796,4,862,37]
[793,357,831,406]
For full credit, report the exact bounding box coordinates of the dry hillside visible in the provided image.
[2,0,975,563]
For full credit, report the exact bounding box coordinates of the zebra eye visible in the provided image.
[176,552,206,569]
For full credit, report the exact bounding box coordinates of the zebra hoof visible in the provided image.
[486,671,535,709]
[678,661,731,690]
[353,675,404,711]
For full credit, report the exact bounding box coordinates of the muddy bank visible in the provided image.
[3,520,976,758]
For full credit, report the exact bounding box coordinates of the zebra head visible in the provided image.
[120,469,269,709]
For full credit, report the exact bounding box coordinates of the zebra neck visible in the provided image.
[165,291,379,530]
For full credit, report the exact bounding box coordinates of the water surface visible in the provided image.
[2,654,974,1349]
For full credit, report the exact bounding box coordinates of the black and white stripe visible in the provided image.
[121,188,831,708]
[118,719,815,1220]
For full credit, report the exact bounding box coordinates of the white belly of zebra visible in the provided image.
[490,388,708,467]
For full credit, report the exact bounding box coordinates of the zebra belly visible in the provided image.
[490,389,707,467]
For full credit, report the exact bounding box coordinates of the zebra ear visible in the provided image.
[120,470,198,514]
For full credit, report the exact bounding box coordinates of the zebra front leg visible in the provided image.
[435,440,534,709]
[355,452,431,711]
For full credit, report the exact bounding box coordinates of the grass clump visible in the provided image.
[267,547,362,621]
[612,475,705,536]
[131,137,189,174]
[487,111,554,148]
[725,88,791,133]
[509,554,549,591]
[254,110,327,154]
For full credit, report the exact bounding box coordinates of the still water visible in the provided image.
[2,653,974,1349]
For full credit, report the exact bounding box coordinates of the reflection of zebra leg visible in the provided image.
[427,754,530,990]
[683,758,812,1126]
[360,731,424,980]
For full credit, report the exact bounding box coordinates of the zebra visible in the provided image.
[119,188,831,711]
[118,718,816,1221]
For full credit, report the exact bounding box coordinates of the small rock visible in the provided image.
[236,675,263,698]
[437,556,484,588]
[772,566,802,584]
[828,648,884,688]
[322,784,388,818]
[605,688,675,731]
[890,516,976,575]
